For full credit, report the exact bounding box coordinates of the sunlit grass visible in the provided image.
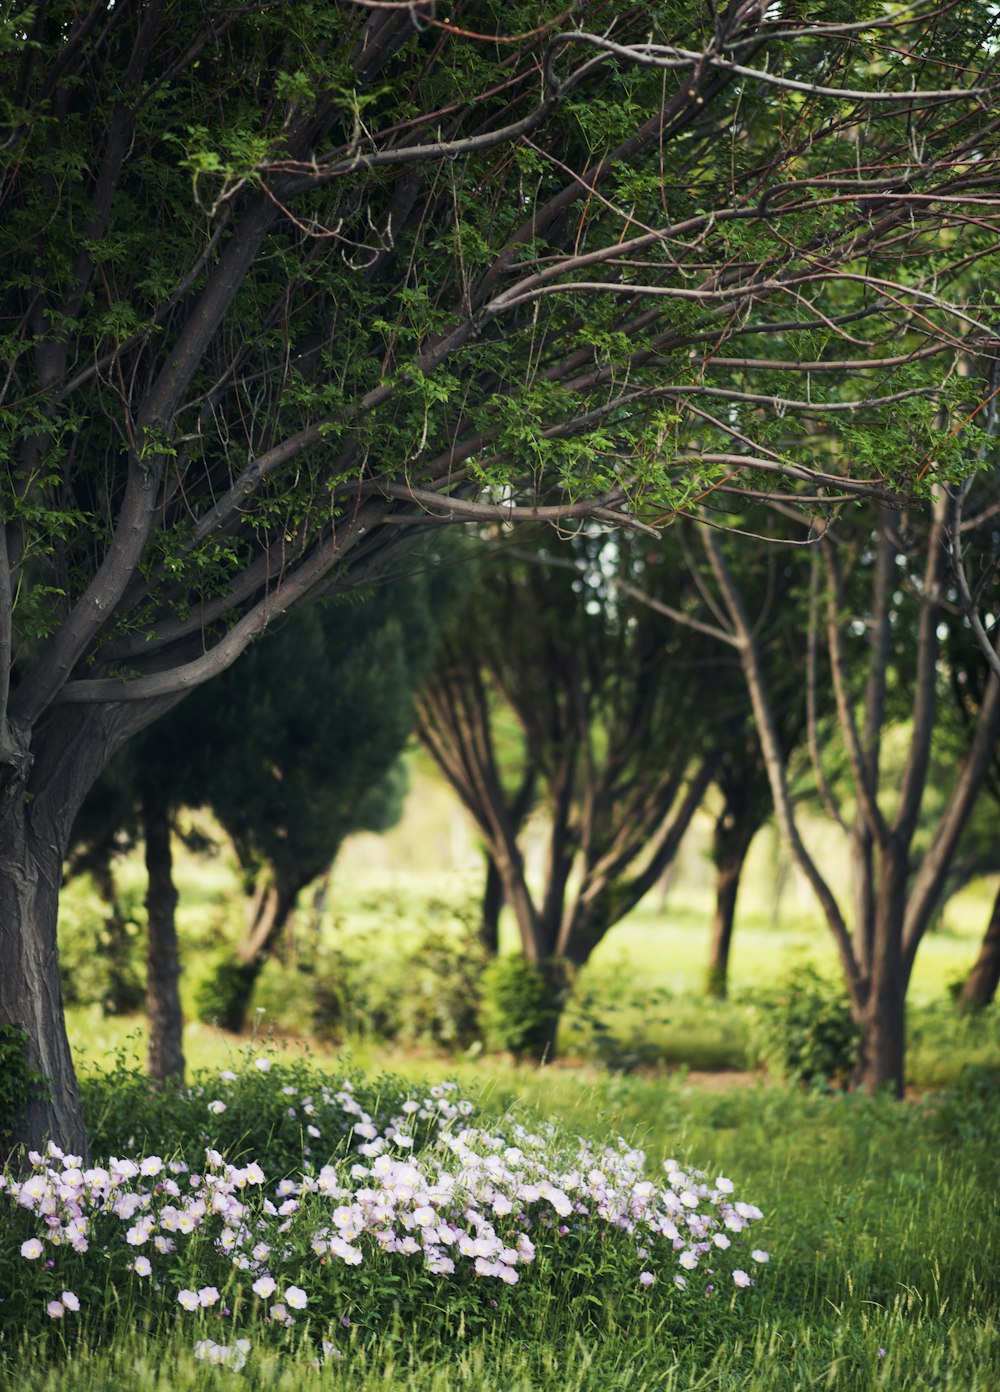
[10,1050,1000,1392]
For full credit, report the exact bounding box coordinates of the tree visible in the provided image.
[416,534,743,1054]
[71,564,444,1069]
[690,495,1000,1095]
[3,2,998,1153]
[193,572,443,1031]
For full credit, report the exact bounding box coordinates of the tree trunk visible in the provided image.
[481,852,503,956]
[221,878,300,1032]
[532,957,572,1065]
[852,865,907,1097]
[959,884,1000,1009]
[706,818,757,999]
[0,793,88,1162]
[852,970,906,1097]
[143,789,185,1086]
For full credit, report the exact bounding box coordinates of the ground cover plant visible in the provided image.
[1,1055,767,1383]
[2,1044,998,1391]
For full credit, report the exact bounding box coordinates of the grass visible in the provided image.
[5,1047,1000,1391]
[33,789,999,1387]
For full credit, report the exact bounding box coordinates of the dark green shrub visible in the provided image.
[748,965,859,1087]
[480,955,564,1061]
[0,1026,49,1143]
[195,957,259,1031]
[308,943,404,1042]
[80,1054,447,1173]
[396,913,486,1051]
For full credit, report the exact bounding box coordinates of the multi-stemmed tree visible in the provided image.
[3,2,999,1152]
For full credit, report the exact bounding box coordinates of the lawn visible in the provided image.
[16,787,996,1389]
[2,1043,998,1391]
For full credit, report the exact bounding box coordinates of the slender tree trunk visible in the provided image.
[92,853,141,1015]
[706,818,757,999]
[853,971,906,1097]
[222,880,300,1032]
[0,793,87,1161]
[481,852,503,956]
[959,884,1000,1008]
[143,789,185,1086]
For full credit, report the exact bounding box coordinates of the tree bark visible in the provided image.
[706,823,755,999]
[217,878,301,1032]
[481,852,503,956]
[852,971,906,1096]
[0,792,87,1161]
[959,884,1000,1008]
[143,788,185,1086]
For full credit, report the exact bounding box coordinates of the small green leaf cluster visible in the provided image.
[0,1027,50,1144]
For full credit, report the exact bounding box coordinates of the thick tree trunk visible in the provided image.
[959,885,1000,1009]
[532,957,572,1065]
[852,864,907,1097]
[852,971,906,1097]
[143,789,185,1086]
[0,794,88,1162]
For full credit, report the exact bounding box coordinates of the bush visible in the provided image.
[0,1026,49,1145]
[195,957,260,1032]
[395,915,486,1051]
[58,881,145,1015]
[3,1056,768,1366]
[480,956,565,1061]
[746,966,859,1087]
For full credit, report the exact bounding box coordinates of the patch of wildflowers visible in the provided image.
[2,1067,767,1354]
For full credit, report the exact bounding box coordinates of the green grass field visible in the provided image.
[20,788,996,1389]
[4,1045,999,1391]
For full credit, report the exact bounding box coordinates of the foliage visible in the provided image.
[0,1027,50,1144]
[248,897,487,1051]
[5,0,1000,1151]
[194,959,260,1034]
[745,967,860,1088]
[479,956,565,1061]
[1,1059,767,1370]
[57,879,146,1015]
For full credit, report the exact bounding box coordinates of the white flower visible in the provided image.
[134,1256,152,1277]
[46,1300,64,1320]
[285,1285,308,1309]
[254,1058,271,1073]
[715,1176,735,1193]
[177,1289,200,1311]
[252,1275,276,1299]
[61,1291,80,1312]
[732,1269,753,1288]
[208,1100,226,1115]
[198,1286,220,1307]
[20,1238,43,1260]
[678,1250,699,1270]
[639,1271,655,1288]
[751,1249,770,1263]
